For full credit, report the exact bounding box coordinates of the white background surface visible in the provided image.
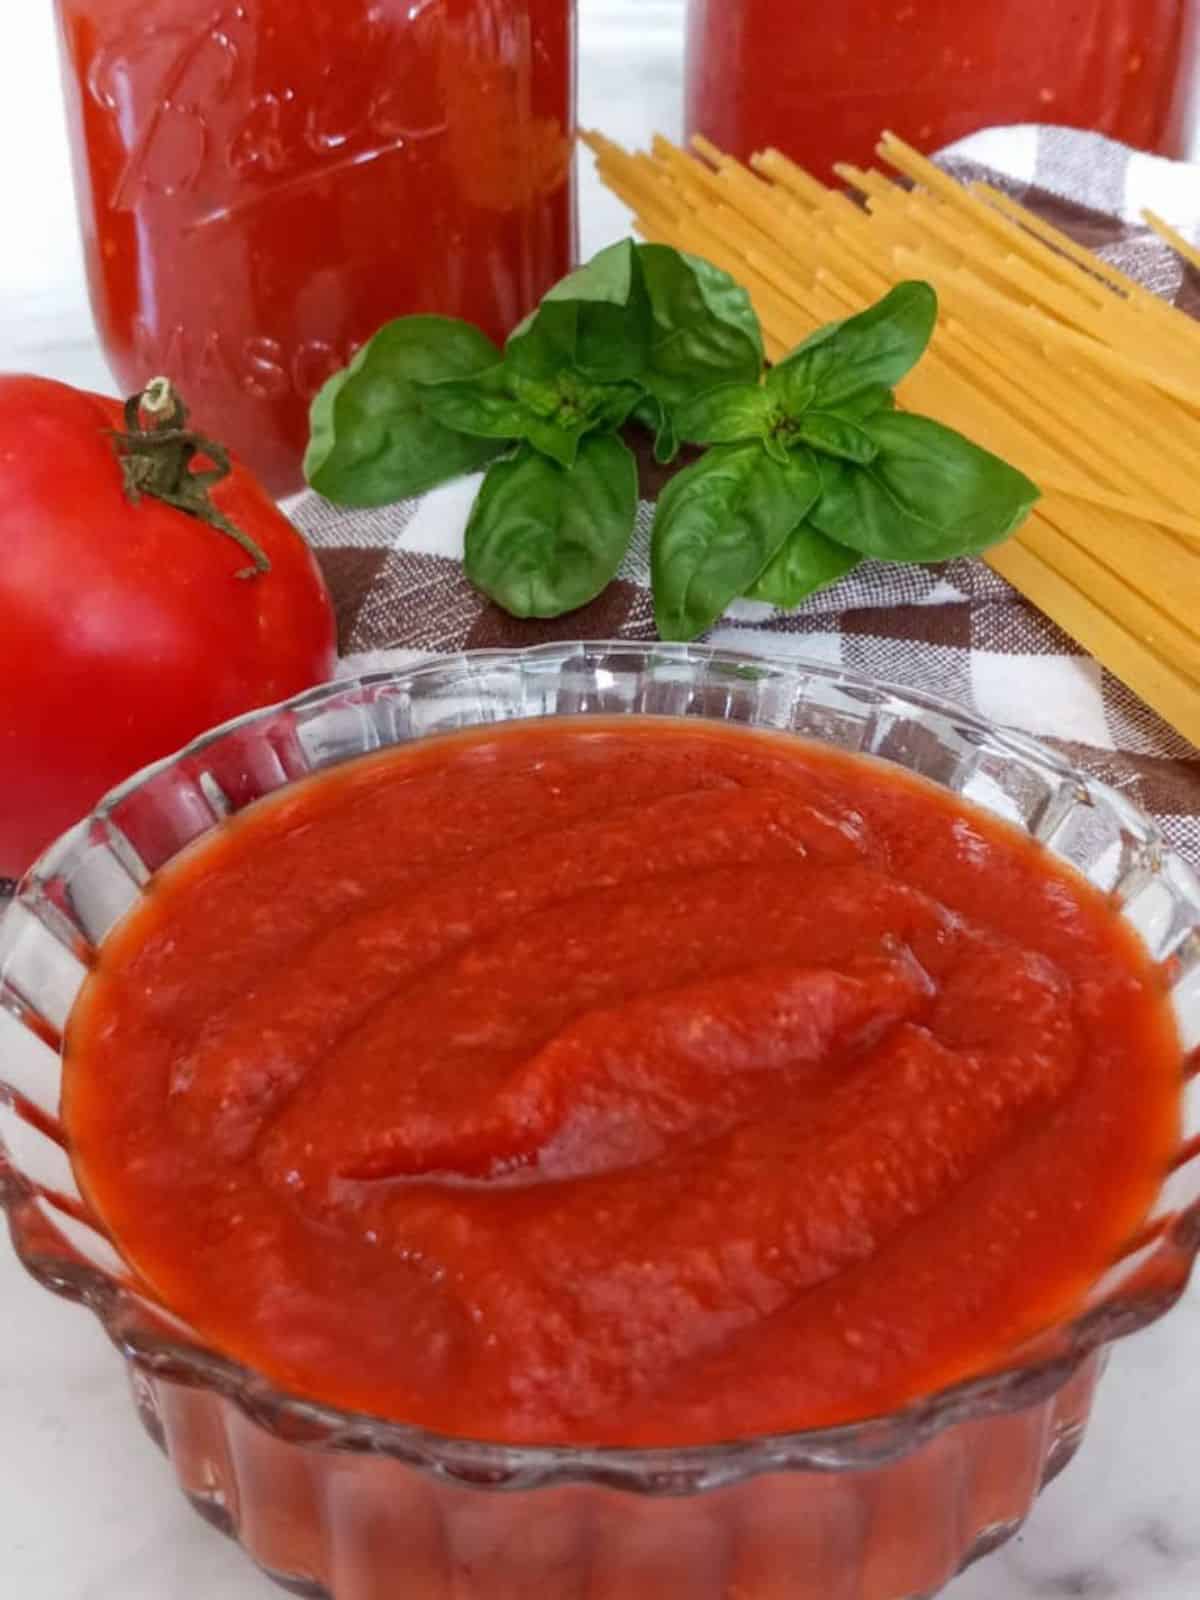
[3,4,1200,1598]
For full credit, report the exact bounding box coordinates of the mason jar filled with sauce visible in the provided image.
[54,1,577,495]
[686,0,1198,182]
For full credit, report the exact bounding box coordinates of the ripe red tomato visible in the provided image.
[0,375,338,878]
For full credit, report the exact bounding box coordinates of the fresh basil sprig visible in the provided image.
[655,280,1039,636]
[306,239,760,592]
[306,251,1039,639]
[420,363,642,470]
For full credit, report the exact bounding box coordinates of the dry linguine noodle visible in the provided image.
[584,128,1200,746]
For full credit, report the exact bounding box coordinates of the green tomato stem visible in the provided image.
[111,379,272,579]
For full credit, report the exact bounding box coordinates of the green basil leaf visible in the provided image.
[769,281,938,416]
[507,241,650,384]
[586,381,645,433]
[576,293,654,383]
[304,316,502,506]
[418,366,581,468]
[464,433,638,618]
[651,443,821,641]
[506,302,580,380]
[632,393,660,431]
[419,366,640,470]
[419,364,531,436]
[810,410,1041,562]
[747,522,862,607]
[508,297,653,385]
[633,393,680,464]
[795,411,879,464]
[674,382,774,446]
[542,240,638,307]
[637,245,765,409]
[656,418,680,464]
[522,419,587,469]
[830,383,896,423]
[764,360,817,419]
[509,243,765,427]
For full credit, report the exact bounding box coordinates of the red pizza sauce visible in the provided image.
[63,718,1182,1446]
[686,0,1197,183]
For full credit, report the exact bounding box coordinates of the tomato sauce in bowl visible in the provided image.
[61,715,1182,1448]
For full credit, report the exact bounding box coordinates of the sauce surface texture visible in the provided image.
[64,718,1181,1445]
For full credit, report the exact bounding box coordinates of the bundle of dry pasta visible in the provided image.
[584,128,1200,747]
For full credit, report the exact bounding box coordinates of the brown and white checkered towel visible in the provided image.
[294,125,1200,861]
[4,126,1198,900]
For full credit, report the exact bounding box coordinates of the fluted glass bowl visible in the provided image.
[3,641,1200,1600]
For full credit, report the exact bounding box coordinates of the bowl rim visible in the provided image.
[3,637,1198,1494]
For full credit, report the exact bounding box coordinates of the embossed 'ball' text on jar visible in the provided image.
[53,1,578,495]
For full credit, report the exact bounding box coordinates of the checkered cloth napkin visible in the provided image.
[292,125,1200,862]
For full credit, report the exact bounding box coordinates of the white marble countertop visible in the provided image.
[2,5,1199,1597]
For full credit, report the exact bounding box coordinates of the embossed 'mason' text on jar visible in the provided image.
[56,0,578,494]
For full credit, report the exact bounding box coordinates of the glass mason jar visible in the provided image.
[685,0,1199,182]
[54,1,578,496]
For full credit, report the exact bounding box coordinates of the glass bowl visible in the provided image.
[3,640,1200,1600]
